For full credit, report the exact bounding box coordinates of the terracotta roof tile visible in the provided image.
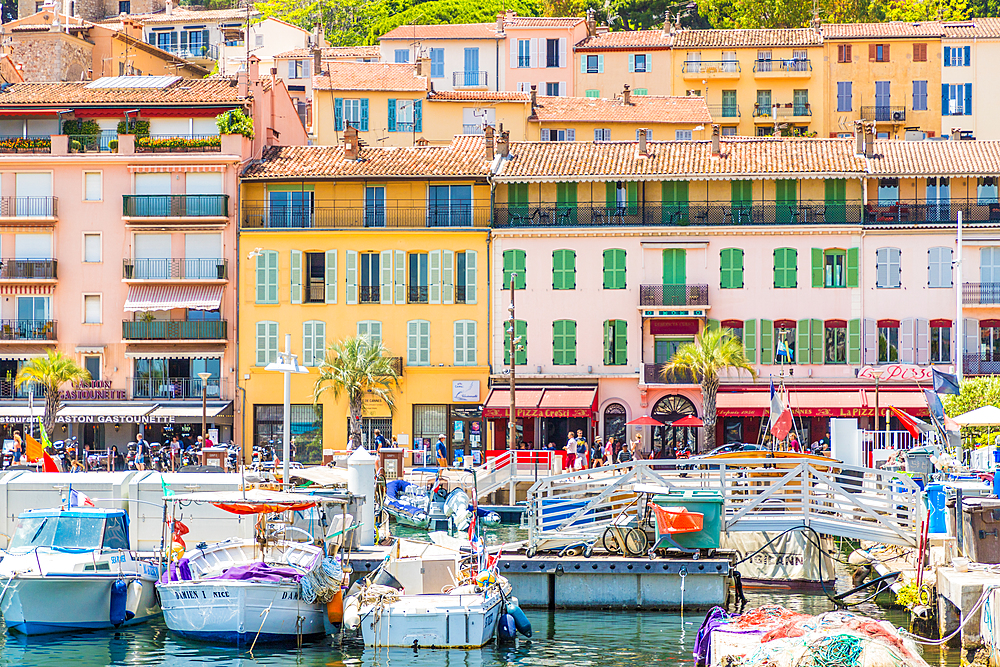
[671,28,822,48]
[121,7,255,23]
[531,95,711,124]
[429,90,529,101]
[941,18,1000,38]
[870,140,1000,176]
[575,30,670,51]
[0,78,245,106]
[505,16,584,27]
[820,21,943,39]
[242,136,491,180]
[274,45,381,59]
[379,23,498,40]
[313,62,426,92]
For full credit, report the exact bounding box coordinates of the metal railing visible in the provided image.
[122,320,227,340]
[130,376,223,400]
[306,284,325,302]
[0,136,51,154]
[455,285,467,303]
[123,194,229,218]
[0,196,57,218]
[359,286,380,303]
[754,103,812,117]
[681,60,740,74]
[241,204,490,229]
[388,356,403,375]
[68,131,117,153]
[708,104,741,118]
[462,124,485,135]
[862,106,906,122]
[0,379,39,399]
[453,71,488,87]
[123,258,227,280]
[642,363,700,384]
[753,59,812,73]
[964,355,1000,375]
[157,43,220,60]
[639,283,709,306]
[0,319,57,340]
[407,286,428,304]
[473,450,559,499]
[963,282,1000,305]
[134,134,221,153]
[864,201,1000,225]
[0,259,56,279]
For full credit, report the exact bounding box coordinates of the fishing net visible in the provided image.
[299,556,343,604]
[732,605,811,630]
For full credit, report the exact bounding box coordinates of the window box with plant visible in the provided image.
[216,109,254,138]
[135,135,222,153]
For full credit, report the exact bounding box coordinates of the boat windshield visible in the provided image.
[8,515,106,550]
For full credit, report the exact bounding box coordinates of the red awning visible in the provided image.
[72,107,235,118]
[716,389,928,417]
[483,387,597,419]
[0,109,71,116]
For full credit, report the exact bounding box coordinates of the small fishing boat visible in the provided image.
[383,475,501,532]
[0,507,160,635]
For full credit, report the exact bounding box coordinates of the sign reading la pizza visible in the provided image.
[858,365,935,382]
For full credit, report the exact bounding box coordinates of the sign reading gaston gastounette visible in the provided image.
[61,381,127,401]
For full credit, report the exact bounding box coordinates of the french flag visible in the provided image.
[769,380,793,441]
[69,489,95,508]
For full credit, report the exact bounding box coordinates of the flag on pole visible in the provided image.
[769,380,793,441]
[468,512,479,553]
[24,434,43,462]
[888,406,935,440]
[38,417,51,450]
[42,449,59,472]
[932,368,961,395]
[70,489,96,507]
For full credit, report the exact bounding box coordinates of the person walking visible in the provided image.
[372,429,388,451]
[630,433,644,461]
[12,430,22,465]
[435,434,449,467]
[575,429,588,470]
[135,432,148,471]
[590,436,604,468]
[565,431,577,471]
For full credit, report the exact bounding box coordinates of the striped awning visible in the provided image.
[125,344,225,359]
[0,284,55,294]
[124,284,223,312]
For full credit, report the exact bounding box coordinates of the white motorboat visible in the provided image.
[0,507,160,635]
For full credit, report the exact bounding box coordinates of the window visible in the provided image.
[391,98,417,132]
[304,252,326,303]
[545,82,562,96]
[256,320,279,365]
[721,320,744,342]
[344,99,362,126]
[824,249,846,288]
[552,319,577,365]
[913,81,928,111]
[504,319,527,365]
[793,89,809,115]
[518,39,530,68]
[944,45,971,67]
[406,319,430,365]
[255,250,279,304]
[455,250,476,304]
[334,98,369,131]
[428,184,472,226]
[631,53,649,72]
[721,51,737,72]
[83,294,101,324]
[928,247,953,288]
[876,247,901,288]
[594,128,611,140]
[603,248,626,289]
[552,249,576,290]
[83,233,101,263]
[637,128,653,140]
[394,49,409,63]
[983,323,1000,363]
[685,51,701,72]
[878,320,899,363]
[454,320,477,366]
[756,89,772,116]
[604,319,627,365]
[871,43,889,62]
[773,247,797,288]
[255,404,323,454]
[430,48,444,78]
[720,248,744,289]
[255,34,264,48]
[757,50,772,71]
[825,320,847,364]
[408,252,428,303]
[877,178,899,204]
[288,59,310,79]
[358,252,380,303]
[944,83,972,116]
[913,42,927,62]
[634,88,648,95]
[774,322,796,363]
[931,321,951,363]
[838,44,852,62]
[585,54,603,73]
[686,89,702,97]
[978,177,998,204]
[721,89,738,117]
[540,128,574,141]
[675,129,692,141]
[83,172,101,201]
[546,38,560,67]
[119,1,130,12]
[357,320,382,346]
[837,82,852,112]
[83,355,101,381]
[302,320,326,366]
[586,90,600,98]
[502,249,525,289]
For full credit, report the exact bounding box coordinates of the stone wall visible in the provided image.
[101,0,162,18]
[10,32,93,81]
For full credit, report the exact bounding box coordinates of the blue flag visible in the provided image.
[933,368,960,395]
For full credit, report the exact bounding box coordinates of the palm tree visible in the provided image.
[16,350,91,435]
[661,327,756,452]
[314,335,401,450]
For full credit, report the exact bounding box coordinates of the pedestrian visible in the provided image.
[135,432,147,471]
[590,436,604,468]
[575,429,588,470]
[435,434,448,467]
[372,429,388,451]
[604,436,615,465]
[788,432,801,453]
[616,441,633,464]
[630,433,644,460]
[565,431,577,471]
[170,436,181,471]
[12,430,22,463]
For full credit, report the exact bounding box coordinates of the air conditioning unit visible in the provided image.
[892,111,904,121]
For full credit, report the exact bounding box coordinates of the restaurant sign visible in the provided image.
[55,414,176,424]
[483,407,592,419]
[61,381,127,401]
[857,365,934,382]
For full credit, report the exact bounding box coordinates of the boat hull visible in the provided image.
[359,592,502,648]
[158,580,326,644]
[1,575,159,635]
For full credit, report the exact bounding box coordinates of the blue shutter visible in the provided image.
[335,97,344,131]
[628,54,635,72]
[414,99,422,133]
[942,84,949,116]
[944,46,951,66]
[387,99,396,132]
[360,98,369,131]
[598,54,604,73]
[965,45,971,66]
[966,83,972,116]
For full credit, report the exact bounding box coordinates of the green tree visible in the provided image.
[697,0,813,28]
[661,327,756,451]
[942,376,1000,447]
[15,350,91,435]
[313,335,401,450]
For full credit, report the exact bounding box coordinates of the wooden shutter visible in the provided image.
[774,248,796,288]
[334,98,343,131]
[266,251,278,303]
[345,250,357,304]
[848,319,861,365]
[662,248,686,285]
[429,250,442,304]
[394,249,406,303]
[916,318,930,365]
[846,247,859,288]
[553,319,577,365]
[869,43,876,61]
[513,250,526,289]
[465,250,477,304]
[290,250,302,304]
[442,250,454,304]
[614,320,627,365]
[797,319,811,364]
[862,318,877,364]
[810,319,823,364]
[603,320,613,365]
[454,320,466,366]
[256,321,269,365]
[380,250,393,304]
[255,252,268,303]
[720,248,744,289]
[553,249,575,290]
[407,320,419,365]
[744,319,757,363]
[603,248,627,289]
[900,317,915,364]
[360,98,369,131]
[811,248,824,288]
[965,318,979,361]
[759,319,773,365]
[387,98,396,132]
[707,319,720,331]
[325,250,337,303]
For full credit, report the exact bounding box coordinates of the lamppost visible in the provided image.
[508,273,518,453]
[198,371,211,460]
[265,334,308,488]
[871,367,884,437]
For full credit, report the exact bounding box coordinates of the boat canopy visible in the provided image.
[167,489,343,515]
[9,508,128,551]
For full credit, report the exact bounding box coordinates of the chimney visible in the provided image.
[623,84,631,106]
[485,125,495,160]
[165,0,172,15]
[312,47,322,75]
[497,130,510,158]
[951,127,962,140]
[315,22,325,47]
[854,120,864,156]
[586,8,597,37]
[638,128,647,155]
[864,122,874,159]
[711,124,720,156]
[530,84,537,109]
[237,69,248,97]
[344,123,360,159]
[247,55,260,86]
[496,12,504,32]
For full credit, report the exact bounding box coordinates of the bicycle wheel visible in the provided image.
[602,527,621,554]
[624,528,649,557]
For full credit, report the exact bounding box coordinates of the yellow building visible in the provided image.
[820,22,942,139]
[573,29,673,98]
[238,136,492,463]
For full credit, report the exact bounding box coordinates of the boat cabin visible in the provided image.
[7,508,130,552]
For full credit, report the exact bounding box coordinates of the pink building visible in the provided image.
[502,13,588,96]
[0,66,304,456]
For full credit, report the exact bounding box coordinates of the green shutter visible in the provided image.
[760,319,773,365]
[553,249,575,290]
[720,248,744,289]
[627,182,638,214]
[256,321,268,365]
[707,319,720,331]
[614,320,627,365]
[744,319,757,363]
[663,181,690,224]
[846,247,860,287]
[811,248,824,288]
[810,318,823,364]
[731,180,753,204]
[662,248,686,285]
[606,181,616,207]
[775,179,797,224]
[603,320,613,364]
[797,319,810,363]
[505,319,528,365]
[773,248,797,288]
[848,318,861,365]
[557,183,577,224]
[553,319,577,365]
[825,178,847,224]
[603,248,626,289]
[503,249,526,289]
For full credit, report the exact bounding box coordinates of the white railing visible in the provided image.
[475,450,558,498]
[861,429,941,467]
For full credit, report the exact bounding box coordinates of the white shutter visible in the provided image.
[510,40,518,69]
[314,321,326,364]
[458,320,476,365]
[559,81,566,96]
[566,128,575,141]
[380,249,393,304]
[84,172,102,201]
[370,320,382,346]
[290,249,302,304]
[454,320,466,365]
[916,318,930,365]
[875,248,889,288]
[407,320,419,365]
[965,318,980,361]
[419,320,430,365]
[303,58,311,78]
[345,250,358,304]
[429,250,442,304]
[900,317,914,364]
[357,320,369,340]
[559,37,566,67]
[442,250,454,304]
[889,247,901,288]
[465,250,477,304]
[394,250,405,304]
[863,317,877,364]
[325,250,337,303]
[541,128,550,141]
[256,321,268,366]
[302,320,314,366]
[628,54,635,72]
[530,38,539,68]
[928,247,939,287]
[645,53,652,72]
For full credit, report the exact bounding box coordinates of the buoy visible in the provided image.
[110,580,128,627]
[497,613,516,641]
[125,580,143,620]
[327,588,344,624]
[476,570,497,587]
[344,594,361,630]
[508,598,532,637]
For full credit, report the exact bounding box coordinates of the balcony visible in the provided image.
[753,103,812,121]
[68,131,118,153]
[359,286,381,304]
[639,284,709,307]
[0,379,40,399]
[0,196,57,220]
[0,136,50,154]
[862,106,906,123]
[135,135,221,153]
[963,283,1000,305]
[463,124,485,135]
[707,104,741,119]
[122,320,227,341]
[752,59,812,76]
[453,71,488,87]
[0,259,56,279]
[964,355,1000,376]
[681,61,740,78]
[157,43,220,61]
[0,319,57,341]
[123,258,227,280]
[130,376,224,400]
[123,195,229,220]
[241,202,490,229]
[864,200,1000,225]
[388,356,403,375]
[407,286,428,304]
[642,363,700,385]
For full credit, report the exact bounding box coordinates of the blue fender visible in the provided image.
[508,600,532,637]
[497,613,517,642]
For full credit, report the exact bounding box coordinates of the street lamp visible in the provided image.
[870,367,884,436]
[198,371,211,461]
[264,333,308,488]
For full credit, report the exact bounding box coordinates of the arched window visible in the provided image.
[603,403,626,444]
[650,394,698,458]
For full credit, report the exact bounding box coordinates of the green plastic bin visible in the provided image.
[652,490,724,549]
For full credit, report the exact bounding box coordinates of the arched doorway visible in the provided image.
[651,394,698,458]
[603,403,626,445]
